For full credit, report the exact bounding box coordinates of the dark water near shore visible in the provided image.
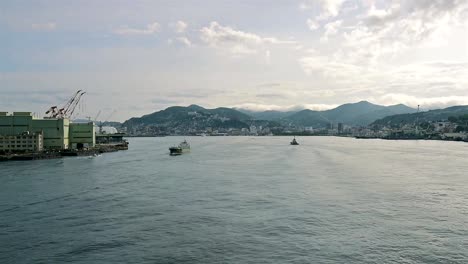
[1,137,468,263]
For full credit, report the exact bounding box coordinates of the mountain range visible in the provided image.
[236,109,299,121]
[275,101,416,127]
[123,104,253,131]
[371,105,468,127]
[123,101,417,130]
[237,101,416,126]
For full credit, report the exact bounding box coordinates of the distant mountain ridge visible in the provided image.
[236,109,299,120]
[239,101,416,126]
[372,105,468,127]
[123,104,252,130]
[123,101,417,130]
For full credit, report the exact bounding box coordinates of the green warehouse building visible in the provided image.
[0,112,95,152]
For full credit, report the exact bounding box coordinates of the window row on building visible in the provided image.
[0,132,43,153]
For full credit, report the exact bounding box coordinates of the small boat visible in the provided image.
[290,137,299,145]
[169,139,191,156]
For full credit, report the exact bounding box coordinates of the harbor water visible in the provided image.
[1,137,467,263]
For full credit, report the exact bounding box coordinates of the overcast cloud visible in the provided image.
[1,0,468,121]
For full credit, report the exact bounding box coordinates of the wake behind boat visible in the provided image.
[169,139,191,156]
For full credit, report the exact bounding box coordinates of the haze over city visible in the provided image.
[1,0,468,121]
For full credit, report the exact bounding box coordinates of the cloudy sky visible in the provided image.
[1,0,468,121]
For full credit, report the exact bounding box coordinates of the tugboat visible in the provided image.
[290,136,299,145]
[169,139,191,156]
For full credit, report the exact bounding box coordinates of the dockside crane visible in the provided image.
[45,106,59,117]
[58,90,82,118]
[67,91,86,118]
[86,110,101,122]
[94,110,102,123]
[92,110,103,133]
[45,90,86,119]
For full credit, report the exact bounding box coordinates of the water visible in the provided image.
[1,137,468,263]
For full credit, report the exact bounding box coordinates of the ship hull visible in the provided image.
[169,147,190,156]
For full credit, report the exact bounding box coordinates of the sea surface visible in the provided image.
[1,136,468,263]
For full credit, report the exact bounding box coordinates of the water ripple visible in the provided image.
[1,137,468,263]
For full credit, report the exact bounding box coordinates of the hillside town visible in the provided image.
[121,106,468,142]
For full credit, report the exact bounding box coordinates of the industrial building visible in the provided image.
[69,122,95,149]
[0,131,44,154]
[0,112,95,152]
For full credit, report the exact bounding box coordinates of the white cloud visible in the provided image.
[199,21,296,55]
[318,0,346,18]
[341,1,468,64]
[233,102,337,112]
[200,21,261,47]
[299,53,468,108]
[5,1,468,117]
[300,54,365,80]
[302,0,346,20]
[31,22,56,31]
[303,0,346,38]
[173,20,188,33]
[306,19,319,30]
[303,103,339,111]
[320,19,342,42]
[114,22,160,35]
[300,0,468,73]
[377,94,468,110]
[177,37,192,47]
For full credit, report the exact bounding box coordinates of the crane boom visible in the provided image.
[57,90,82,118]
[94,110,102,122]
[44,90,86,119]
[45,90,83,118]
[45,106,58,115]
[67,91,86,118]
[61,90,83,117]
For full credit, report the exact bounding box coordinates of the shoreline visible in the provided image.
[0,144,128,162]
[128,134,468,143]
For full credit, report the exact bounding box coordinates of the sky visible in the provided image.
[1,0,468,121]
